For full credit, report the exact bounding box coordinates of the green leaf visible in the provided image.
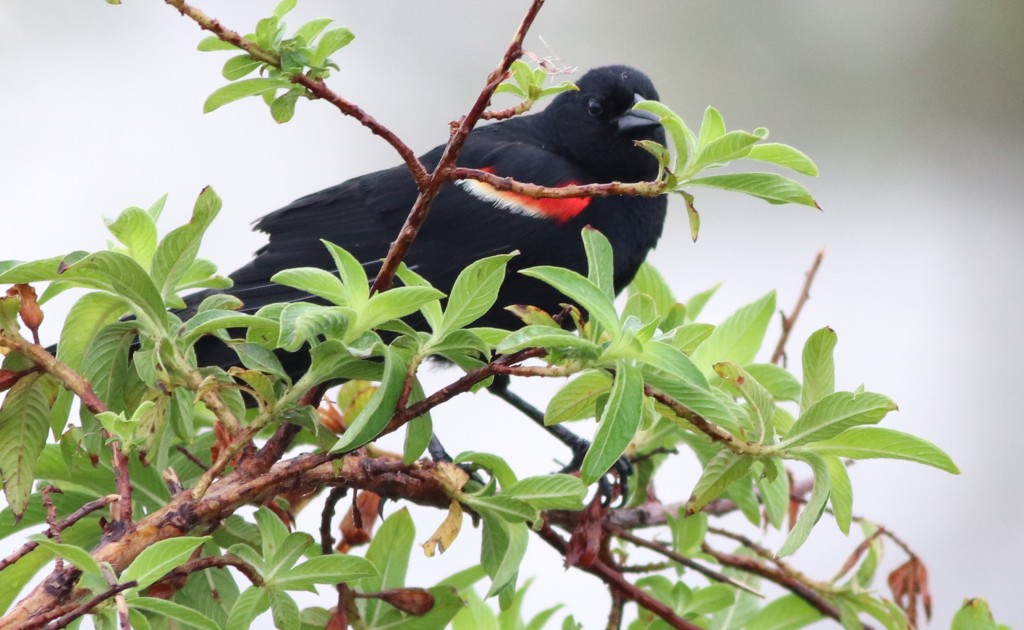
[312,27,355,66]
[686,450,752,514]
[105,206,159,270]
[361,286,446,333]
[197,36,239,52]
[438,253,515,336]
[801,427,959,473]
[132,597,221,630]
[495,325,601,359]
[222,54,262,81]
[777,454,830,557]
[395,263,443,331]
[520,266,621,340]
[581,362,644,484]
[180,310,273,345]
[204,78,283,113]
[697,106,726,147]
[801,327,837,413]
[634,100,693,172]
[952,598,1002,630]
[270,90,300,123]
[628,261,676,316]
[272,0,297,19]
[824,455,853,534]
[480,515,528,597]
[746,143,819,176]
[357,509,415,625]
[0,374,53,517]
[690,291,776,375]
[322,241,369,306]
[744,363,801,403]
[686,173,818,207]
[644,370,742,435]
[59,251,165,332]
[639,340,708,388]
[582,228,614,298]
[757,458,789,530]
[331,346,405,453]
[454,451,518,490]
[544,370,612,425]
[692,130,763,171]
[294,18,333,45]
[503,474,587,511]
[746,594,822,630]
[254,506,289,562]
[782,391,897,447]
[80,322,137,413]
[271,267,348,305]
[56,292,127,370]
[150,187,221,306]
[269,590,300,630]
[271,554,377,591]
[467,495,539,525]
[226,586,270,630]
[121,536,210,589]
[684,283,720,323]
[29,536,103,576]
[714,362,775,442]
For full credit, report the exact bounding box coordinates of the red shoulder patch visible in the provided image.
[458,167,591,224]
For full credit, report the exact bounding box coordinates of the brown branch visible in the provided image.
[163,0,428,188]
[320,487,348,556]
[701,543,849,625]
[536,521,702,630]
[448,167,664,199]
[771,249,825,366]
[383,348,546,435]
[1,452,451,628]
[157,554,265,588]
[610,528,762,597]
[369,0,547,294]
[0,495,118,574]
[41,580,136,630]
[479,101,535,121]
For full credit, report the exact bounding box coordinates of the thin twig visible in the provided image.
[0,495,118,573]
[42,581,136,630]
[771,249,825,366]
[321,487,348,556]
[701,542,853,626]
[536,521,702,630]
[610,527,763,597]
[369,0,548,294]
[448,167,663,199]
[157,554,265,587]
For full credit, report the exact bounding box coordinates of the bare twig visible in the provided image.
[158,554,265,587]
[701,542,850,625]
[610,527,762,597]
[536,521,702,630]
[321,487,348,556]
[41,581,136,630]
[449,167,663,199]
[369,0,548,294]
[0,495,118,574]
[771,249,825,366]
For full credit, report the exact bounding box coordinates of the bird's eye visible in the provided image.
[587,99,604,117]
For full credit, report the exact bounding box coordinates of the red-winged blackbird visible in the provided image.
[188,65,668,376]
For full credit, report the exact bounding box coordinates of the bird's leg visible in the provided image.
[487,375,633,505]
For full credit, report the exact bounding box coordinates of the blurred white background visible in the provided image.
[1,1,1022,627]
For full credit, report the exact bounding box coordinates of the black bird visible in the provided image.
[187,65,669,481]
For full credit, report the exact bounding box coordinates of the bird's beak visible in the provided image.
[615,93,662,135]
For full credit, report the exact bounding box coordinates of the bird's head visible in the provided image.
[542,65,665,182]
